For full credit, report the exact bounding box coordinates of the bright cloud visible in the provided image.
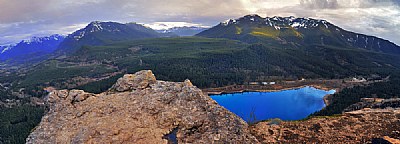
[144,22,210,30]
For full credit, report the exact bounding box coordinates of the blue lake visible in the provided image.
[210,86,336,121]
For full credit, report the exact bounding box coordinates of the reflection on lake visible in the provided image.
[210,86,336,121]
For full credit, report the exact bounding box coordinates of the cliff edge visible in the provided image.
[250,108,400,143]
[26,70,258,143]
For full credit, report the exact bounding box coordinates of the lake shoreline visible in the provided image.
[201,78,376,106]
[209,86,335,121]
[202,79,344,95]
[204,85,335,95]
[205,85,338,107]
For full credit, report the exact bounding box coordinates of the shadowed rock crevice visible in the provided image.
[26,70,258,143]
[162,127,178,144]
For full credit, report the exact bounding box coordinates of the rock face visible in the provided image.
[26,70,258,143]
[108,70,157,92]
[344,98,400,112]
[250,108,400,143]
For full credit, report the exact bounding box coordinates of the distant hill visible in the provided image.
[56,21,163,54]
[0,34,65,64]
[197,15,400,54]
[157,26,208,36]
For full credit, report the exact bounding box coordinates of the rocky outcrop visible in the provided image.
[26,70,258,143]
[344,98,400,112]
[26,70,400,143]
[250,108,400,143]
[107,70,157,92]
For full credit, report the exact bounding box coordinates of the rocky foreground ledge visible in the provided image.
[27,70,400,143]
[26,70,258,143]
[250,108,400,143]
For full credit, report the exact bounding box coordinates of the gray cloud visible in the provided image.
[0,0,250,45]
[257,0,400,45]
[300,0,339,9]
[0,0,399,45]
[299,0,400,9]
[0,0,54,23]
[362,0,400,7]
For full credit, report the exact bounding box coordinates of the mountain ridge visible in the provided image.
[56,21,164,54]
[0,34,65,64]
[197,15,400,55]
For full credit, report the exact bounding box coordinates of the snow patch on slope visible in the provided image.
[221,15,331,30]
[0,45,14,54]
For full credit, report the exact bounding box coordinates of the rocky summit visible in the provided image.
[26,70,258,143]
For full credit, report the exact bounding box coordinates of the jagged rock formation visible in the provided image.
[250,108,400,143]
[26,70,258,143]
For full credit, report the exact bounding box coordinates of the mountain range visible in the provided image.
[2,15,399,67]
[0,34,65,64]
[0,22,179,64]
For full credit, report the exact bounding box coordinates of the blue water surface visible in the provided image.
[210,86,336,121]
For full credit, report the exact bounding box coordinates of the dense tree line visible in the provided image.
[313,72,400,116]
[7,38,400,94]
[0,105,44,144]
[76,74,123,94]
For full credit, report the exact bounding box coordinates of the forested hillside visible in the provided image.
[10,37,399,96]
[314,72,400,116]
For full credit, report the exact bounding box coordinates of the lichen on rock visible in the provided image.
[26,70,258,143]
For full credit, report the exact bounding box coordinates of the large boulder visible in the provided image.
[27,70,258,143]
[108,70,157,92]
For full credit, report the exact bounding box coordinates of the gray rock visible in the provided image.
[108,70,156,92]
[27,70,258,143]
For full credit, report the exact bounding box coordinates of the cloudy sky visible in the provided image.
[0,0,399,45]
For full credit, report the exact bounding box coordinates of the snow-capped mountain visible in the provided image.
[197,15,400,54]
[0,34,65,63]
[69,21,161,41]
[57,21,163,54]
[157,26,208,36]
[0,45,15,54]
[221,15,331,30]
